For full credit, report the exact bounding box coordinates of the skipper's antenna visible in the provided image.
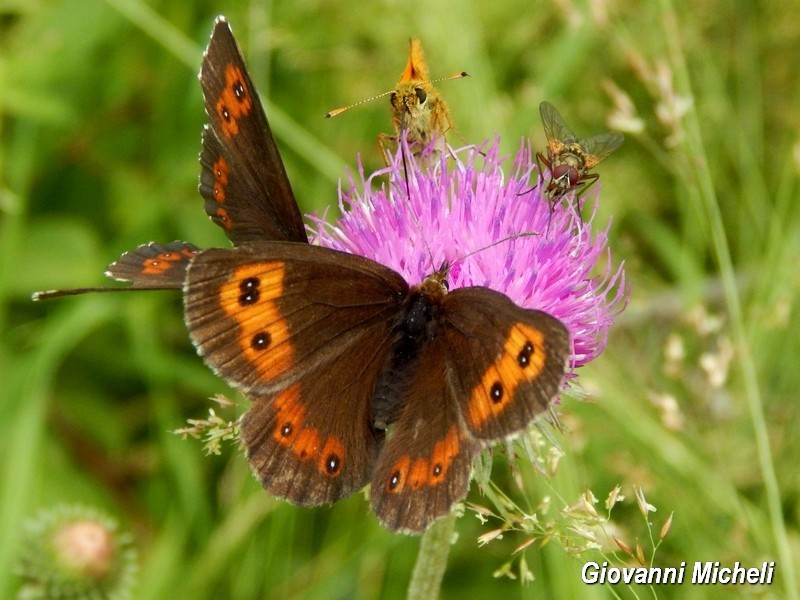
[325,90,396,118]
[429,71,470,84]
[324,72,469,118]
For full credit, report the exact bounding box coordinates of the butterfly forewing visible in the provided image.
[200,18,307,244]
[441,287,570,441]
[399,37,430,82]
[183,242,408,395]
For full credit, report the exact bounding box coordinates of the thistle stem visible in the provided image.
[407,513,456,600]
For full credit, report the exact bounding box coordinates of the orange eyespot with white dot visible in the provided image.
[219,263,291,381]
[273,385,305,447]
[212,157,231,202]
[466,323,548,429]
[216,64,253,138]
[385,426,459,493]
[319,436,346,477]
[269,386,346,477]
[215,207,233,229]
[141,247,197,276]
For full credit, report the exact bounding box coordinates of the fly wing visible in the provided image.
[539,101,578,149]
[580,131,624,168]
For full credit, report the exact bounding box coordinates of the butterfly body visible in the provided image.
[371,270,448,430]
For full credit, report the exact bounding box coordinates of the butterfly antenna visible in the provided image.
[324,90,396,118]
[324,72,468,118]
[449,232,540,269]
[425,71,470,85]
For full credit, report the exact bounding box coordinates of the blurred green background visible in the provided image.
[3,0,799,598]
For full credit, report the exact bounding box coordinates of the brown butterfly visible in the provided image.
[33,18,570,534]
[326,38,468,162]
[537,101,624,203]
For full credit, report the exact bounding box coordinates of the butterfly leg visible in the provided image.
[377,132,398,166]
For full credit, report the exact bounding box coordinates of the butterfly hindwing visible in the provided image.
[199,18,307,244]
[242,347,385,506]
[370,340,480,533]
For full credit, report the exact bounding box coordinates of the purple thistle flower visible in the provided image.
[307,137,627,371]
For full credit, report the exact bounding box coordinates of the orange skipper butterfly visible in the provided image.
[34,18,569,533]
[326,38,468,162]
